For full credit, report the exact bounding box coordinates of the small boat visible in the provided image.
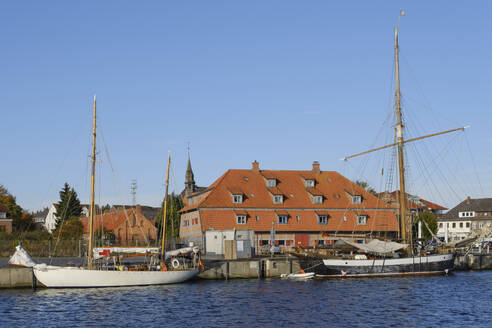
[280,271,315,279]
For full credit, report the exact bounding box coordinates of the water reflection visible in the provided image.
[1,271,492,327]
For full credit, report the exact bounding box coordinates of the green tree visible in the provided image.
[156,193,183,241]
[414,211,438,241]
[52,217,84,240]
[54,183,82,230]
[355,180,377,195]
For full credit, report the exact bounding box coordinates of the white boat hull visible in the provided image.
[34,267,199,288]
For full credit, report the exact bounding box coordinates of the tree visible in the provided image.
[94,227,115,245]
[0,184,33,232]
[414,211,438,241]
[54,183,82,230]
[52,217,84,240]
[355,180,377,195]
[156,193,183,241]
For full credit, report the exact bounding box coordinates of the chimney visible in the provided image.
[252,160,260,173]
[466,196,471,204]
[312,161,320,174]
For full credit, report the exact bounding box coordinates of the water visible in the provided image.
[1,271,491,327]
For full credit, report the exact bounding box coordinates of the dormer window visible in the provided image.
[267,179,277,187]
[273,195,283,204]
[318,215,328,225]
[357,215,367,225]
[313,195,323,204]
[305,179,315,188]
[232,194,243,204]
[236,215,247,224]
[277,215,288,224]
[352,196,362,204]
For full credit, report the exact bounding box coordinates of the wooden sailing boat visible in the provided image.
[11,96,200,287]
[321,24,462,277]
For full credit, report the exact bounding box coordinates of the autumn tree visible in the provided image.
[52,217,84,240]
[0,184,33,232]
[54,183,82,230]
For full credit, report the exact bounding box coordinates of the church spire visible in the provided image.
[184,146,196,197]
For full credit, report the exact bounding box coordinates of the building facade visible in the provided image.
[0,205,13,233]
[437,197,492,241]
[180,161,399,253]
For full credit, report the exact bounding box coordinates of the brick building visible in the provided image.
[80,205,157,245]
[179,161,398,252]
[0,205,13,233]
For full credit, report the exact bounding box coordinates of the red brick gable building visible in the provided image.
[180,161,398,251]
[80,205,157,246]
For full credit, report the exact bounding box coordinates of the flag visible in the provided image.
[400,10,405,16]
[99,249,110,256]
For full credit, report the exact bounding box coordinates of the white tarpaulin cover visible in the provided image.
[93,246,199,260]
[8,245,37,267]
[337,239,408,254]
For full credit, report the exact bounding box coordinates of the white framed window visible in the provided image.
[352,196,362,204]
[0,212,6,219]
[357,215,367,225]
[318,215,328,225]
[267,179,276,187]
[459,222,463,228]
[236,215,246,225]
[296,215,301,222]
[278,215,288,224]
[232,194,243,204]
[466,222,470,228]
[256,216,260,222]
[313,195,323,204]
[273,195,283,204]
[305,179,315,188]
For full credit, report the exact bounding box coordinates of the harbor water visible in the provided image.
[1,271,491,327]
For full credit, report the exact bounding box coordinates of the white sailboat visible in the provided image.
[321,23,464,277]
[10,96,200,287]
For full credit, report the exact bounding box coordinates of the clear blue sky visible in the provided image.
[1,1,490,211]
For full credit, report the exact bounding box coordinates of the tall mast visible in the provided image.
[394,26,410,249]
[88,95,97,269]
[160,154,171,268]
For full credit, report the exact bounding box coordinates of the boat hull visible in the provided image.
[322,253,454,277]
[34,267,199,288]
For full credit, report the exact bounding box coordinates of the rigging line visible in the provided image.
[464,132,484,196]
[98,126,149,247]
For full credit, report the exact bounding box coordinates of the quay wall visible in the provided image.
[0,267,38,289]
[455,253,492,270]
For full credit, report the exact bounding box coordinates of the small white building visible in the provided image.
[44,204,90,233]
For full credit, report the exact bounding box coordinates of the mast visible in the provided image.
[160,154,171,269]
[88,95,97,269]
[394,26,410,250]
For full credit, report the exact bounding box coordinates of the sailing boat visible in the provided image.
[321,25,461,277]
[9,96,200,287]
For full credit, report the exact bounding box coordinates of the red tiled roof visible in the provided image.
[80,208,137,233]
[199,209,397,232]
[380,191,447,211]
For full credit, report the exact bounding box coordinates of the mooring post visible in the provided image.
[225,261,229,280]
[31,268,37,291]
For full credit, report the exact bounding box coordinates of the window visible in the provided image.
[296,215,300,222]
[260,240,269,246]
[232,194,243,204]
[0,212,6,219]
[459,222,463,228]
[343,216,347,222]
[466,222,470,228]
[256,216,260,222]
[357,215,367,225]
[317,240,325,246]
[267,179,276,187]
[452,223,456,228]
[318,215,328,225]
[439,223,443,228]
[305,179,315,188]
[352,196,362,204]
[278,215,288,224]
[273,195,283,204]
[313,195,323,204]
[277,240,285,246]
[236,215,246,225]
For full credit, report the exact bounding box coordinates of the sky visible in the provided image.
[1,1,491,212]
